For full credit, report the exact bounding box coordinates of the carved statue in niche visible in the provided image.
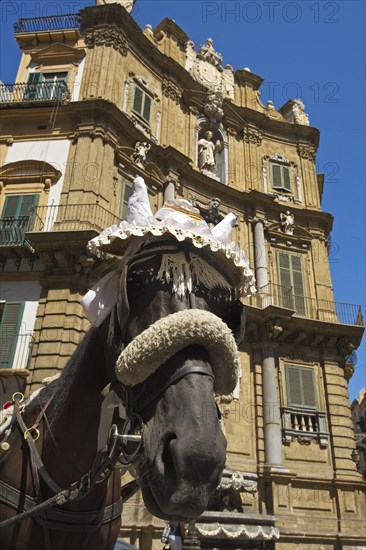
[198,131,222,173]
[131,141,151,167]
[280,210,295,235]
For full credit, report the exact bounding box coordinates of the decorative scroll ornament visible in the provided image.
[162,78,183,104]
[218,470,258,494]
[297,144,316,162]
[204,91,224,122]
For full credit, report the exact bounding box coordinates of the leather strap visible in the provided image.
[135,364,214,413]
[0,479,122,532]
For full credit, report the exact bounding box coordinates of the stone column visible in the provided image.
[252,217,269,292]
[262,340,284,469]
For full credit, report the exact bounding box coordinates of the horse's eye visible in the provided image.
[127,273,145,291]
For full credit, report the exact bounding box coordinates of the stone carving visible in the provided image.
[131,141,151,167]
[297,144,316,162]
[185,41,234,98]
[85,28,128,56]
[198,131,222,173]
[204,91,224,123]
[292,99,310,125]
[96,0,135,12]
[218,470,258,494]
[197,38,223,67]
[280,210,295,235]
[189,195,224,227]
[243,126,262,146]
[265,319,283,341]
[162,78,183,104]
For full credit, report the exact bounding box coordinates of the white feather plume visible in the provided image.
[126,176,153,224]
[211,212,237,243]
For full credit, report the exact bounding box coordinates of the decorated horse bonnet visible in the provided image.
[82,176,256,394]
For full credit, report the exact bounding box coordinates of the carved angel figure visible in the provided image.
[132,141,151,167]
[280,210,295,235]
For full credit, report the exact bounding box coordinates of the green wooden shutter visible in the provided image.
[2,195,19,218]
[286,366,303,406]
[277,251,294,309]
[285,365,317,408]
[143,95,152,122]
[271,164,282,188]
[282,166,292,191]
[277,252,306,315]
[133,87,143,115]
[291,254,306,316]
[24,72,42,100]
[302,368,317,408]
[0,302,24,369]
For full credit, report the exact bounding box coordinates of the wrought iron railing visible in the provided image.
[282,406,329,447]
[247,283,364,327]
[0,82,70,104]
[29,203,122,234]
[14,14,81,34]
[0,332,34,370]
[0,216,34,246]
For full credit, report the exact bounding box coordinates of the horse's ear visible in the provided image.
[223,300,245,346]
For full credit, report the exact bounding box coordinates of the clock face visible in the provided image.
[192,59,221,91]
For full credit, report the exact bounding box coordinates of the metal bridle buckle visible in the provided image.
[24,428,40,442]
[108,415,143,464]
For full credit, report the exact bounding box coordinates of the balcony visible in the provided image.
[14,14,81,40]
[248,283,364,327]
[29,203,122,234]
[0,216,35,252]
[0,332,34,370]
[282,406,329,447]
[0,81,70,107]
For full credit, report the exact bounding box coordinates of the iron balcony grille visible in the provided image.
[28,203,122,234]
[0,82,70,105]
[14,14,81,34]
[247,283,364,327]
[0,216,33,247]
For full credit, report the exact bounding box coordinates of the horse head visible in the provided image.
[83,177,256,521]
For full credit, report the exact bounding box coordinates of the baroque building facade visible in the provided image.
[0,1,365,548]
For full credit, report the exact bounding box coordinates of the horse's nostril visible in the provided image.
[162,433,177,481]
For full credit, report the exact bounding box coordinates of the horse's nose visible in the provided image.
[161,426,226,485]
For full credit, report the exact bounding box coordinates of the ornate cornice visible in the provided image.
[162,77,183,104]
[85,27,128,56]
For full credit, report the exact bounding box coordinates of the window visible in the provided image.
[270,162,293,192]
[277,251,306,316]
[24,72,68,101]
[120,179,133,220]
[285,364,317,409]
[132,85,152,124]
[0,194,39,245]
[0,302,24,369]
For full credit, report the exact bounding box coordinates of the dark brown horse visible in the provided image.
[0,244,245,550]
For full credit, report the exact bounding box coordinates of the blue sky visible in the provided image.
[0,0,365,401]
